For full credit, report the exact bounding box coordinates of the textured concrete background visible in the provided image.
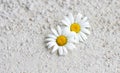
[0,0,120,73]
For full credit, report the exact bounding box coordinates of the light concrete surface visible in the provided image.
[0,0,120,73]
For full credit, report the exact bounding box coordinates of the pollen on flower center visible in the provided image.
[70,23,81,33]
[56,35,67,46]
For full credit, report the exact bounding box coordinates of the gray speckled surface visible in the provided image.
[0,0,120,73]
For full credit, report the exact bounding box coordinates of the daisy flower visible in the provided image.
[62,13,90,42]
[46,26,76,56]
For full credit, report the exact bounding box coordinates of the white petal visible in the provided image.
[51,45,58,53]
[48,43,54,49]
[75,13,83,23]
[81,28,90,34]
[68,13,74,24]
[74,35,79,43]
[57,26,61,35]
[45,38,55,42]
[51,28,59,36]
[63,47,68,55]
[48,34,56,39]
[47,42,56,49]
[67,31,76,38]
[64,16,71,25]
[66,43,75,50]
[67,34,77,43]
[81,22,90,27]
[62,27,70,35]
[67,32,78,43]
[70,37,78,43]
[47,42,55,46]
[58,47,63,55]
[62,20,69,26]
[80,32,87,41]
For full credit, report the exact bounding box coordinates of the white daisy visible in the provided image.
[62,13,91,42]
[46,26,76,56]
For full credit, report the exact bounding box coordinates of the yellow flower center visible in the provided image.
[70,23,81,33]
[56,35,67,46]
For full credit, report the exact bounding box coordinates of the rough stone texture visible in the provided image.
[0,0,120,73]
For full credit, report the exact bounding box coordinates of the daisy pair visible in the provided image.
[46,13,90,56]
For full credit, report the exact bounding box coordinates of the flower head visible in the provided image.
[46,26,76,56]
[62,13,90,42]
